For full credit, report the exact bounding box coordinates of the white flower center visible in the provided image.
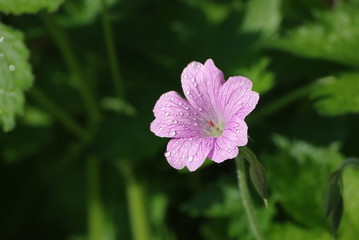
[205,120,224,137]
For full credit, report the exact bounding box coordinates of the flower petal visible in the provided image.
[208,116,248,163]
[217,76,259,121]
[165,137,215,171]
[181,59,225,119]
[151,91,204,138]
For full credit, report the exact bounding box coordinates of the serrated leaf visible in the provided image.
[0,23,34,131]
[312,73,359,116]
[272,1,359,67]
[0,0,65,15]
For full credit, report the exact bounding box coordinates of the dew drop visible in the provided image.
[186,91,190,95]
[159,127,163,130]
[172,120,178,124]
[175,140,179,144]
[184,75,188,79]
[179,102,183,106]
[169,130,177,136]
[9,65,15,71]
[184,107,189,110]
[161,107,166,110]
[165,112,170,116]
[188,155,193,162]
[179,112,184,116]
[170,97,174,101]
[194,83,197,87]
[198,108,203,112]
[191,78,195,82]
[164,151,171,157]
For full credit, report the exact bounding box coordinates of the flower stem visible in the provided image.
[235,156,265,240]
[100,0,126,100]
[87,156,106,240]
[29,87,88,141]
[117,161,151,240]
[41,13,101,122]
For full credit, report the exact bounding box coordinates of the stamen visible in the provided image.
[208,120,215,127]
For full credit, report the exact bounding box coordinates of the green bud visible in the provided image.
[323,170,343,237]
[240,147,268,207]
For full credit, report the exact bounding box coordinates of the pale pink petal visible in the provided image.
[151,91,204,138]
[217,76,259,121]
[181,59,225,120]
[165,137,215,171]
[208,116,248,163]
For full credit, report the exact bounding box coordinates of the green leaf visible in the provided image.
[0,0,65,15]
[339,168,359,239]
[242,0,282,37]
[0,23,34,131]
[265,135,343,227]
[268,223,332,240]
[272,1,359,67]
[237,58,276,94]
[312,73,359,116]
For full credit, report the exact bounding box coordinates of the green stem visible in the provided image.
[41,13,101,122]
[117,161,151,240]
[30,87,88,141]
[87,156,106,240]
[100,0,126,100]
[236,156,264,240]
[252,83,314,124]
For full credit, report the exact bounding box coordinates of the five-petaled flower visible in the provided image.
[150,59,259,171]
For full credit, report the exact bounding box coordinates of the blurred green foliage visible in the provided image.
[1,0,359,239]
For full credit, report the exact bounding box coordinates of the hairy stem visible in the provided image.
[100,0,126,100]
[30,87,88,141]
[41,13,101,122]
[87,156,106,240]
[117,161,151,240]
[236,156,264,240]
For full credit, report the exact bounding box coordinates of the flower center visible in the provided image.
[205,120,224,137]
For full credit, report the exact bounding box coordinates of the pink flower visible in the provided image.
[150,59,259,171]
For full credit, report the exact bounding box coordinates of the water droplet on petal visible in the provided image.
[186,91,190,95]
[179,112,184,116]
[172,120,178,124]
[184,75,188,79]
[159,127,163,130]
[161,107,166,110]
[188,155,193,162]
[165,112,170,116]
[165,151,171,157]
[169,130,177,136]
[9,65,15,71]
[194,83,197,87]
